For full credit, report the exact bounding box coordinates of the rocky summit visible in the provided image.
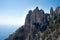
[5,6,60,40]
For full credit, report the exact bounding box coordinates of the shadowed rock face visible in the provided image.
[5,6,60,40]
[25,7,48,32]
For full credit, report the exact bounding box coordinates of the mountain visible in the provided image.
[5,6,60,40]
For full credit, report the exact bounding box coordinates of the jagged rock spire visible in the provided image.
[25,7,45,27]
[36,6,39,10]
[25,10,32,26]
[40,9,44,14]
[29,10,32,14]
[33,7,39,12]
[24,7,49,33]
[50,7,55,20]
[55,6,60,13]
[50,7,54,15]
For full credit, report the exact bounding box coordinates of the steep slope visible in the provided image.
[5,6,60,40]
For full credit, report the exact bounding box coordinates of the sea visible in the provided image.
[0,25,20,40]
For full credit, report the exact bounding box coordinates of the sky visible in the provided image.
[0,0,60,26]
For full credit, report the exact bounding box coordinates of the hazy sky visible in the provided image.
[0,0,60,26]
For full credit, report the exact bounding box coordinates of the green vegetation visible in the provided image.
[49,13,60,31]
[42,13,60,40]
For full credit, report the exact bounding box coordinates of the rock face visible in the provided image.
[5,6,60,40]
[55,6,60,14]
[50,7,56,20]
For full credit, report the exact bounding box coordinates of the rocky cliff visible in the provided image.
[5,6,60,40]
